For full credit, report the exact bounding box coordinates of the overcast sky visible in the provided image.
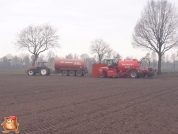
[0,0,178,59]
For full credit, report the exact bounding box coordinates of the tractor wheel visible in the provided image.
[62,70,69,76]
[69,70,75,76]
[28,70,34,76]
[98,71,106,78]
[40,68,48,76]
[76,70,83,77]
[129,70,138,78]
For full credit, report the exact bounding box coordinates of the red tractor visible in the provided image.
[98,58,156,78]
[25,61,51,76]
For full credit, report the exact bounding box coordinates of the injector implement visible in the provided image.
[98,58,156,78]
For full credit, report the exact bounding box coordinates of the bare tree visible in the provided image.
[90,39,112,63]
[47,51,55,60]
[15,24,60,66]
[105,49,113,59]
[125,56,132,60]
[38,54,45,61]
[132,0,178,74]
[112,51,122,62]
[80,53,89,60]
[73,54,79,59]
[65,53,73,59]
[145,52,151,59]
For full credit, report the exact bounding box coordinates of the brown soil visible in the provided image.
[0,74,178,134]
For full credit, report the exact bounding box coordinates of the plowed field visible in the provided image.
[0,75,178,134]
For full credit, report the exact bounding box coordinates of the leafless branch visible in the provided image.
[90,39,112,63]
[15,24,60,65]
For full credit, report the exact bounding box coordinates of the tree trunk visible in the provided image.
[98,55,101,64]
[99,60,101,64]
[32,54,38,66]
[157,53,162,75]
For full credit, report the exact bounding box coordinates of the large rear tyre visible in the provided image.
[40,68,48,76]
[62,70,69,76]
[69,70,75,76]
[76,70,83,77]
[28,70,34,76]
[129,70,138,78]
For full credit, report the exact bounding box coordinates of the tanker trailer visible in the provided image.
[98,58,156,78]
[54,58,88,76]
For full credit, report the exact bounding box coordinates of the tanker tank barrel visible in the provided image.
[54,58,88,77]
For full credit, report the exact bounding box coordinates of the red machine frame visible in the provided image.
[98,58,156,78]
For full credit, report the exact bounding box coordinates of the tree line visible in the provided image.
[0,50,178,73]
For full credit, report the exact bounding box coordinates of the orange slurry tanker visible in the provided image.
[54,58,88,77]
[98,58,157,78]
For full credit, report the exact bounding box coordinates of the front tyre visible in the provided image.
[28,70,34,76]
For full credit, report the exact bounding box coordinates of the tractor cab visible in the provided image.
[104,59,117,68]
[36,61,47,67]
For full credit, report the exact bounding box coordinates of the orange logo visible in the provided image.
[1,116,19,133]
